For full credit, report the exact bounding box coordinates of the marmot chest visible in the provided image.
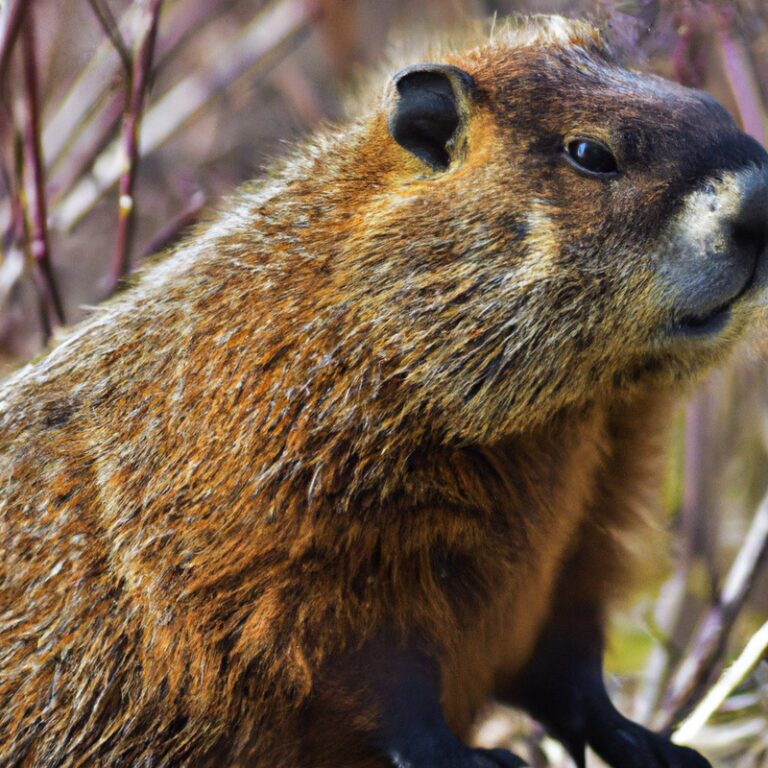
[439,411,608,731]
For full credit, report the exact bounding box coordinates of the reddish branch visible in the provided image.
[52,0,320,235]
[671,6,707,88]
[0,0,26,87]
[139,189,205,260]
[86,0,132,76]
[49,94,125,204]
[49,0,237,182]
[20,6,65,330]
[110,0,164,292]
[715,6,767,144]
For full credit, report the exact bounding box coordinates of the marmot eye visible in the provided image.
[566,139,618,176]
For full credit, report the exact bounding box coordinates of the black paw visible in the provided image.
[589,718,711,768]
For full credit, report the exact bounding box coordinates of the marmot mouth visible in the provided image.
[673,302,734,337]
[671,259,758,338]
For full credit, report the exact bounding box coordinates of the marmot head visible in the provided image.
[342,16,768,441]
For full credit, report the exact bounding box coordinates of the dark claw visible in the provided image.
[651,735,712,768]
[505,617,713,768]
[590,720,712,768]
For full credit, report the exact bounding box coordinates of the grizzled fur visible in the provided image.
[1,16,765,768]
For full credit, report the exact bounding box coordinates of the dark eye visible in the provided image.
[565,139,618,176]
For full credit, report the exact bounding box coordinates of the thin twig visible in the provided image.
[661,488,768,730]
[681,386,721,587]
[715,6,767,145]
[48,92,125,203]
[8,135,24,243]
[41,0,236,178]
[139,189,205,260]
[673,619,768,745]
[1,137,27,313]
[53,0,321,234]
[41,4,140,174]
[14,127,52,342]
[20,6,65,330]
[0,0,26,87]
[671,6,706,88]
[86,0,132,76]
[38,0,232,209]
[635,566,690,725]
[109,0,164,292]
[641,381,724,727]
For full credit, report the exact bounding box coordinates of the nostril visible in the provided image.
[730,219,765,259]
[729,167,768,260]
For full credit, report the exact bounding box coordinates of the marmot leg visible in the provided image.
[314,641,527,768]
[498,598,710,767]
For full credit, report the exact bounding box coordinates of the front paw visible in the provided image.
[589,718,711,768]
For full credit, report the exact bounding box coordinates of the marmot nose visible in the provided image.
[729,166,768,267]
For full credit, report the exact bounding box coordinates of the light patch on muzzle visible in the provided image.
[654,165,768,330]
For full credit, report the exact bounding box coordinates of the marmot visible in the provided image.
[1,15,766,768]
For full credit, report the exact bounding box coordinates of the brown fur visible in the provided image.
[0,16,763,767]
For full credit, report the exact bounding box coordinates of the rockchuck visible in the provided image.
[2,14,767,768]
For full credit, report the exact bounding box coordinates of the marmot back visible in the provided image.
[2,15,767,768]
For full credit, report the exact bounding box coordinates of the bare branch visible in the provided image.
[20,5,65,330]
[1,139,27,318]
[42,0,237,177]
[86,0,131,76]
[109,0,164,291]
[41,4,140,174]
[0,0,26,87]
[52,0,321,234]
[661,487,768,730]
[635,566,690,725]
[715,6,767,144]
[48,93,124,203]
[139,189,205,260]
[681,387,721,585]
[670,6,706,87]
[673,619,768,745]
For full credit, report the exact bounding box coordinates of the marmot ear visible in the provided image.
[388,64,476,170]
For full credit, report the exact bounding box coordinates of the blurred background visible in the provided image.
[1,1,767,765]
